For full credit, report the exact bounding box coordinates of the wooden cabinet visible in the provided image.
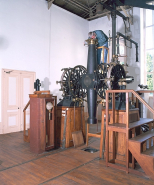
[29,93,56,154]
[56,106,86,148]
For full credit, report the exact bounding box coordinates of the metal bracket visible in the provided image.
[121,6,133,25]
[48,0,54,10]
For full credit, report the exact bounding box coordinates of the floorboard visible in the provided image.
[0,131,154,185]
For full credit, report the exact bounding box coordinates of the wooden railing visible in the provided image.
[23,90,51,142]
[136,90,154,119]
[33,90,50,95]
[106,89,154,116]
[105,89,154,173]
[23,100,30,142]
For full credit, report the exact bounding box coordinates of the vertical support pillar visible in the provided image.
[86,124,89,146]
[112,93,116,162]
[111,3,116,59]
[132,128,135,169]
[86,39,98,124]
[117,34,120,55]
[100,111,105,158]
[105,91,109,167]
[126,92,129,173]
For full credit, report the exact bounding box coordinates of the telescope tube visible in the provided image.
[86,39,97,124]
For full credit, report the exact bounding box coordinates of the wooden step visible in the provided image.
[129,130,154,143]
[108,123,126,133]
[129,139,154,180]
[107,118,153,133]
[129,108,139,112]
[129,118,153,129]
[142,146,154,157]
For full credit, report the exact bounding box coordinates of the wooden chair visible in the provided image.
[86,46,109,146]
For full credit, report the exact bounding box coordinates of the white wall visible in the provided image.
[0,0,89,132]
[0,0,51,78]
[49,5,89,101]
[0,0,51,127]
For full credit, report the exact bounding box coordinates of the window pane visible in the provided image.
[146,9,152,26]
[119,45,124,55]
[146,26,154,49]
[147,73,153,90]
[146,51,154,72]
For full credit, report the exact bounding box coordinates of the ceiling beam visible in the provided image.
[102,2,127,20]
[121,0,154,10]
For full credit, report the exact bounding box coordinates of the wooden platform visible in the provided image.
[129,118,154,129]
[130,130,154,143]
[142,146,154,157]
[0,131,154,184]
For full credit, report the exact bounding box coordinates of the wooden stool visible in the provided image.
[86,123,101,146]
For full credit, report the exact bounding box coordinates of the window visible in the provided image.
[108,38,126,65]
[118,39,126,65]
[144,2,154,91]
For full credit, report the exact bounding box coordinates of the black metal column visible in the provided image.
[111,2,116,58]
[87,40,97,124]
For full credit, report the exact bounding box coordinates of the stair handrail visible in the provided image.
[23,100,30,112]
[132,90,154,115]
[105,89,154,173]
[23,90,51,142]
[105,89,154,175]
[23,100,30,142]
[106,89,154,115]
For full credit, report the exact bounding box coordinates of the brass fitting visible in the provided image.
[85,38,98,45]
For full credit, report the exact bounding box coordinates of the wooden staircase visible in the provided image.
[100,89,154,180]
[129,122,154,180]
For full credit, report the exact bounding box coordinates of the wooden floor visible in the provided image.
[0,131,154,185]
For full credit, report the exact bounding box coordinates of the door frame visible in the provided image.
[1,69,36,134]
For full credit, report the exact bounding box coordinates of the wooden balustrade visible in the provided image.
[101,89,154,176]
[23,100,30,142]
[23,90,51,143]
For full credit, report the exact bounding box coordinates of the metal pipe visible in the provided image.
[117,32,138,45]
[111,3,116,57]
[117,32,139,62]
[136,45,139,62]
[117,35,119,55]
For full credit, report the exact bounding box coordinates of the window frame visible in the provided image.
[143,3,154,93]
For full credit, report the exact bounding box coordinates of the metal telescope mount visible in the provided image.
[56,0,145,124]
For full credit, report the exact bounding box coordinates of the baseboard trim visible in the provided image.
[0,122,2,134]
